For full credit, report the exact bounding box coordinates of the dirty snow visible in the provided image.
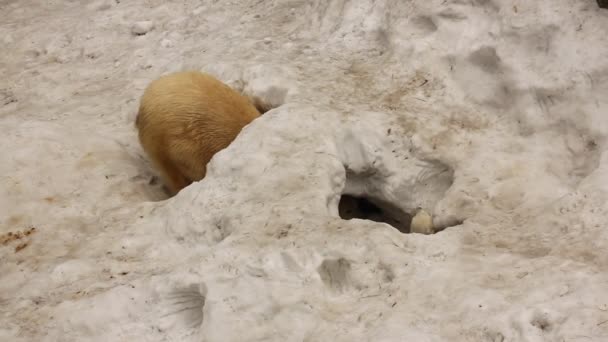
[1,0,608,341]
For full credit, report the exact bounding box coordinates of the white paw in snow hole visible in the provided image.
[335,149,455,234]
[338,195,433,234]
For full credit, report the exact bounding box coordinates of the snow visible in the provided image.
[1,0,608,341]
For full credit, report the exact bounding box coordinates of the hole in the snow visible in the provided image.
[163,283,207,330]
[338,194,413,233]
[250,96,274,114]
[248,91,285,115]
[244,84,288,115]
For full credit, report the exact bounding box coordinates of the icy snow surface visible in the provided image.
[1,0,608,341]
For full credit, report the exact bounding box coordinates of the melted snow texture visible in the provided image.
[1,0,608,341]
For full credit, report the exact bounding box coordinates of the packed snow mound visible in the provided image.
[1,0,608,341]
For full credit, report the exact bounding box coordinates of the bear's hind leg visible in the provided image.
[153,154,193,196]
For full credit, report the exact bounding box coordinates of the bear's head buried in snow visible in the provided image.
[135,71,261,196]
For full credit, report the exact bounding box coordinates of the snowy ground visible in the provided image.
[1,0,608,341]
